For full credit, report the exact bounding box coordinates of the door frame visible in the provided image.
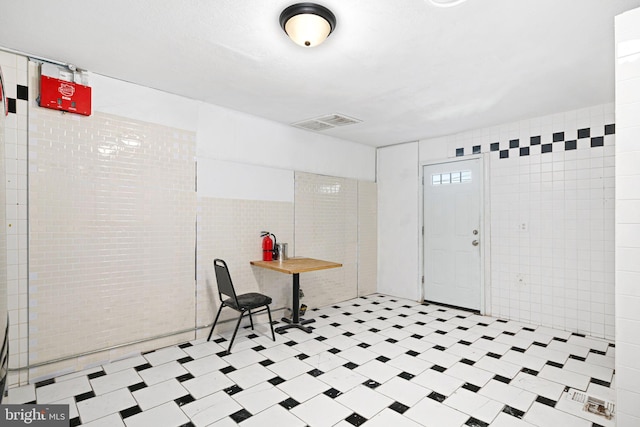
[419,154,491,315]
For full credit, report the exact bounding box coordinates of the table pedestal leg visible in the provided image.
[275,273,315,333]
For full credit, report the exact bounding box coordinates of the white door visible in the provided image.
[423,158,482,310]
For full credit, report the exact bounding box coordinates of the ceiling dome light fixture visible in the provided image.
[429,0,468,7]
[279,3,336,47]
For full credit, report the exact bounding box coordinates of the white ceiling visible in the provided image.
[1,0,639,147]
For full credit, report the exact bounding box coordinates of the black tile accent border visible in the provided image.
[490,142,500,151]
[520,147,529,156]
[605,123,615,135]
[541,143,553,153]
[7,98,16,114]
[509,139,519,148]
[456,148,464,157]
[565,140,577,150]
[578,128,590,139]
[530,135,541,145]
[499,150,509,159]
[473,145,481,154]
[591,136,604,147]
[553,132,564,142]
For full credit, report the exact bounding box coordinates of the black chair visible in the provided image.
[207,259,276,353]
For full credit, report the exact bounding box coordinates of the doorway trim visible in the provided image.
[418,154,491,315]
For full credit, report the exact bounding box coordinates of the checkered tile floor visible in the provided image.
[5,294,616,426]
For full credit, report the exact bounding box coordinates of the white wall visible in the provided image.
[380,104,617,343]
[377,142,421,300]
[615,7,640,426]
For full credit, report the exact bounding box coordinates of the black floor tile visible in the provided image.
[345,412,368,426]
[128,382,147,392]
[134,363,153,371]
[389,401,409,414]
[230,409,252,423]
[175,394,196,406]
[431,365,447,372]
[87,370,107,380]
[535,395,557,407]
[268,376,285,386]
[363,379,381,389]
[120,405,142,419]
[279,397,300,409]
[324,388,342,398]
[75,390,96,402]
[224,384,243,396]
[260,359,275,367]
[428,391,446,402]
[398,371,415,380]
[176,373,195,382]
[465,417,489,427]
[462,382,481,393]
[308,369,324,377]
[502,405,525,418]
[220,365,236,374]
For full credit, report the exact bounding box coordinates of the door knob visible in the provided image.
[472,240,479,246]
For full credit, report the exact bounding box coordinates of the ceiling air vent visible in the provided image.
[292,113,361,131]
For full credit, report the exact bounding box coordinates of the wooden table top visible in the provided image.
[250,257,342,274]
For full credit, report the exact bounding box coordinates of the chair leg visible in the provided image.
[266,305,275,341]
[227,312,245,354]
[207,304,225,341]
[248,308,255,330]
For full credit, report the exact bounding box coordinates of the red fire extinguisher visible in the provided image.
[261,231,276,261]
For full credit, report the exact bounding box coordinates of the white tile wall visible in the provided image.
[615,6,640,425]
[294,172,359,308]
[28,63,197,381]
[0,51,29,386]
[195,197,294,336]
[420,104,616,341]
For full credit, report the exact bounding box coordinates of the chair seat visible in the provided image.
[224,293,272,310]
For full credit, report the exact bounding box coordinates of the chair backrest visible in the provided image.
[214,259,239,306]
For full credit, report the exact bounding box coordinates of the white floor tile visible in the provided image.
[144,347,189,366]
[221,348,265,370]
[444,387,504,423]
[335,385,394,418]
[319,334,360,351]
[317,366,367,393]
[354,359,402,383]
[547,340,591,358]
[417,348,460,368]
[523,401,592,427]
[375,376,431,406]
[182,341,226,359]
[90,368,143,396]
[56,366,106,382]
[336,346,379,365]
[366,408,424,426]
[81,413,127,427]
[538,365,591,391]
[103,355,148,375]
[563,358,614,382]
[490,412,537,427]
[395,336,436,353]
[303,352,348,372]
[292,338,332,356]
[404,396,470,427]
[51,396,79,419]
[266,357,312,380]
[124,401,189,427]
[36,376,92,403]
[277,372,330,403]
[386,354,432,375]
[226,363,277,389]
[585,352,615,369]
[182,370,234,399]
[478,379,537,412]
[469,338,511,355]
[290,394,352,427]
[567,335,610,353]
[182,354,229,377]
[445,362,494,386]
[132,378,187,411]
[510,372,566,401]
[411,370,465,397]
[180,390,241,426]
[525,344,570,365]
[77,388,137,424]
[501,349,548,371]
[474,355,522,378]
[240,404,306,427]
[138,361,188,386]
[258,344,300,362]
[230,382,288,415]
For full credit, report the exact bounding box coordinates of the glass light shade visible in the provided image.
[284,13,332,47]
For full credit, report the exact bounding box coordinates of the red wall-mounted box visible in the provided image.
[39,74,92,116]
